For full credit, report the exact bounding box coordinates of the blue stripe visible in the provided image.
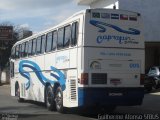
[19,60,66,91]
[90,20,140,35]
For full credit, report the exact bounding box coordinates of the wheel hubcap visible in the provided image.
[47,90,52,104]
[56,91,62,108]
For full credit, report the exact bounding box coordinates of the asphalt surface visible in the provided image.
[0,85,160,120]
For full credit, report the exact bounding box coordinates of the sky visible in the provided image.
[0,0,87,33]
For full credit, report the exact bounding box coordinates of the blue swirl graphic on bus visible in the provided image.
[19,60,66,91]
[90,20,140,35]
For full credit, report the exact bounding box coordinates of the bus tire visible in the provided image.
[55,86,64,113]
[45,85,56,111]
[15,83,24,102]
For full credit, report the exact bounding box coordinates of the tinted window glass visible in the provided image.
[24,42,28,57]
[15,45,19,59]
[21,43,25,58]
[46,32,53,52]
[32,39,36,55]
[18,44,21,58]
[71,22,78,46]
[57,28,64,49]
[64,25,71,48]
[41,35,46,54]
[28,40,32,56]
[11,47,15,59]
[36,36,41,54]
[52,31,57,51]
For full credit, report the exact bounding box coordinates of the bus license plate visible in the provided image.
[109,93,123,96]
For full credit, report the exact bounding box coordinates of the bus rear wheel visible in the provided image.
[45,85,56,111]
[55,86,64,113]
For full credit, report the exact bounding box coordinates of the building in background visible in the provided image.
[0,26,13,49]
[0,25,32,85]
[0,26,13,85]
[0,26,13,66]
[77,0,160,72]
[78,0,119,9]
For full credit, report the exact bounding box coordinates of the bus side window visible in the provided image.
[24,41,28,57]
[36,36,42,55]
[71,22,78,46]
[21,43,25,58]
[32,39,36,55]
[28,40,32,56]
[57,28,64,50]
[41,35,46,54]
[46,32,53,52]
[15,45,19,59]
[64,25,71,48]
[52,31,57,51]
[19,44,22,58]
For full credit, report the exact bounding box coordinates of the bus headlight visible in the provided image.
[90,61,101,69]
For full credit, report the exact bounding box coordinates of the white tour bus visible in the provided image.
[10,9,145,113]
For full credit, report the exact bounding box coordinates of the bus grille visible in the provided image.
[91,73,107,84]
[70,79,77,101]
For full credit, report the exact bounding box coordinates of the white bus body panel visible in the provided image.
[85,48,144,87]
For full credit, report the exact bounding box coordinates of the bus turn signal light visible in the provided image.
[80,73,88,85]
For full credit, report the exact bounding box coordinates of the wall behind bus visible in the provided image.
[119,0,160,42]
[1,67,10,84]
[90,0,119,9]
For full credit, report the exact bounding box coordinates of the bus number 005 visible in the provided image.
[129,63,140,68]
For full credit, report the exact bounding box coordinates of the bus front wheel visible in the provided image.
[15,83,24,102]
[55,86,64,113]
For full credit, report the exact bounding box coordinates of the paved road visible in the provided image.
[0,85,160,120]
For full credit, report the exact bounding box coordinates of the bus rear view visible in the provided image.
[78,9,145,109]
